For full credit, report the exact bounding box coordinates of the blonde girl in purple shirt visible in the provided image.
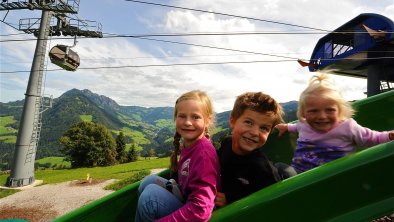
[275,74,394,174]
[135,90,221,222]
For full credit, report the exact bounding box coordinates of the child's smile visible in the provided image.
[303,96,340,132]
[230,109,273,155]
[242,136,259,144]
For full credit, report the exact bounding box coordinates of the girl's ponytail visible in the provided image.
[205,129,210,140]
[170,132,181,180]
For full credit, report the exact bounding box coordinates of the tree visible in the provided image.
[115,132,128,163]
[128,143,139,162]
[149,148,155,158]
[60,121,117,167]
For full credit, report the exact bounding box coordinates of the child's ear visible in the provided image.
[229,117,235,129]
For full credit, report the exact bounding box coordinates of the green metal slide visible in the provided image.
[53,90,394,222]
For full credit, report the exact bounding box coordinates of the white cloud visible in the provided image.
[384,3,394,19]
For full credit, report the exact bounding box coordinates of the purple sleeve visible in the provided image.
[350,119,391,147]
[287,123,299,133]
[157,148,219,222]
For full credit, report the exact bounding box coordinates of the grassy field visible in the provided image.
[80,115,93,122]
[0,157,169,198]
[35,156,72,168]
[0,188,19,198]
[0,135,16,143]
[0,116,17,143]
[0,116,16,133]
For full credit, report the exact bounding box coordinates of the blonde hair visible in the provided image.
[297,74,354,122]
[231,92,284,129]
[170,90,215,178]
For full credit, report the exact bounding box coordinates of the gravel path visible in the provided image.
[0,169,166,222]
[0,179,116,222]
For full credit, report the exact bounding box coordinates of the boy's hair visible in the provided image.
[297,73,354,121]
[231,92,284,128]
[170,90,215,179]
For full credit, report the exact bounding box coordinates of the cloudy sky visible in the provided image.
[1,0,394,112]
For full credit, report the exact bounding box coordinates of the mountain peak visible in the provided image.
[61,89,120,110]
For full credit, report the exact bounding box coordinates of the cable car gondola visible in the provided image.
[49,44,80,71]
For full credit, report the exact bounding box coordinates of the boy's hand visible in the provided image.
[389,131,394,140]
[275,124,289,137]
[215,192,227,207]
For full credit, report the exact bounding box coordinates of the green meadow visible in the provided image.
[0,116,17,143]
[80,114,93,122]
[35,156,71,169]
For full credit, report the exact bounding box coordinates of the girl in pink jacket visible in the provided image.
[135,90,220,222]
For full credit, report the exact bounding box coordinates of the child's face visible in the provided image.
[302,96,340,132]
[230,109,274,155]
[175,100,209,147]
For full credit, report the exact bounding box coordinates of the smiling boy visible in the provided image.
[215,92,284,206]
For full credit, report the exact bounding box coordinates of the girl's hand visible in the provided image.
[215,192,227,207]
[275,124,289,137]
[156,178,184,202]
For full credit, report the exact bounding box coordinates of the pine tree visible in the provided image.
[128,143,139,162]
[115,132,128,163]
[149,148,156,158]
